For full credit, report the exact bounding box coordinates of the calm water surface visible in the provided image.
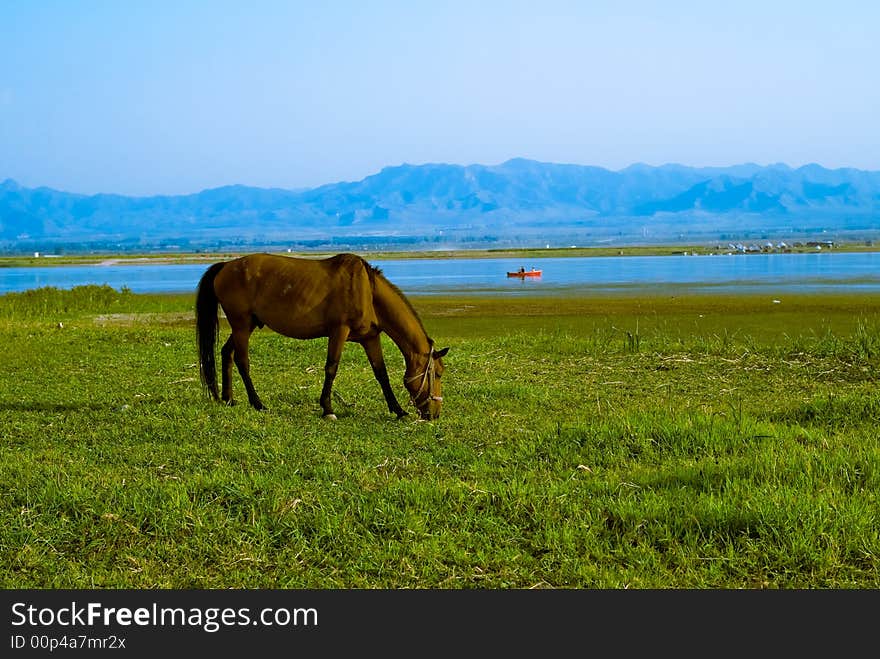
[1,252,879,296]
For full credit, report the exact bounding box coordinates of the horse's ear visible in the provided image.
[433,347,449,358]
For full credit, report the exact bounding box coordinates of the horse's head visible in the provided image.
[405,346,449,420]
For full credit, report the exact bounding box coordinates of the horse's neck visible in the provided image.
[374,278,431,360]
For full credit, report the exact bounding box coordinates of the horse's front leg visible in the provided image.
[361,336,408,419]
[320,326,350,420]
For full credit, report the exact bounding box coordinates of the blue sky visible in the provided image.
[1,1,878,195]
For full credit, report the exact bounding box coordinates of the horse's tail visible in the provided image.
[195,261,225,400]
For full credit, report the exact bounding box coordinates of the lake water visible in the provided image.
[1,252,879,296]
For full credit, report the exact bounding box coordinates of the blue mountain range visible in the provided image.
[2,159,878,250]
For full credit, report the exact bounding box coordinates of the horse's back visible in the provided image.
[213,253,377,339]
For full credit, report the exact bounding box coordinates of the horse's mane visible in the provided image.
[366,260,432,345]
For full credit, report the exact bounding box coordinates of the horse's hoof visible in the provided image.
[396,411,409,420]
[323,413,338,421]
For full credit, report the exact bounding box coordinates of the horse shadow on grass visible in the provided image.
[0,401,108,413]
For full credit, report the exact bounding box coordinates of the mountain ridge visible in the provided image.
[2,159,879,251]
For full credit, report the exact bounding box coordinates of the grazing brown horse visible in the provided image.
[195,253,448,420]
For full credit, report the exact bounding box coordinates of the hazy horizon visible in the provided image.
[2,1,879,196]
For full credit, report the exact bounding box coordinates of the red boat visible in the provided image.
[507,269,542,278]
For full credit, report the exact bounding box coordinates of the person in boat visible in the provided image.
[518,266,525,274]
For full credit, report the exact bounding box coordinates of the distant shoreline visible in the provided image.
[2,240,878,268]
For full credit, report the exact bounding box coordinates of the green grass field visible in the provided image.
[1,285,878,588]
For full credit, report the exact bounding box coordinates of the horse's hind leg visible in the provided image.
[361,336,407,418]
[229,318,266,411]
[220,336,235,405]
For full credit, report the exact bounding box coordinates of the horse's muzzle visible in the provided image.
[416,397,442,420]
